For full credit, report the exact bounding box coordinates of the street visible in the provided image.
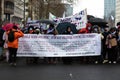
[0,59,120,80]
[0,0,119,80]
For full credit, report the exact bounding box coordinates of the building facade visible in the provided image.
[104,0,116,27]
[4,0,14,21]
[104,0,116,21]
[12,0,24,24]
[0,0,24,24]
[25,0,40,21]
[116,0,120,25]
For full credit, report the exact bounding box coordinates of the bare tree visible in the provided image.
[19,0,78,20]
[38,0,77,19]
[38,0,45,19]
[46,0,66,18]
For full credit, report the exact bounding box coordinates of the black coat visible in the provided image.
[0,28,5,47]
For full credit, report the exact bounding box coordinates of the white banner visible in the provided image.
[27,20,40,28]
[17,34,101,57]
[54,9,87,30]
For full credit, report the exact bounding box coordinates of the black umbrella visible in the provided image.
[117,22,120,26]
[88,17,107,26]
[39,19,56,25]
[56,22,77,34]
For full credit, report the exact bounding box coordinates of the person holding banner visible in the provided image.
[62,26,73,64]
[77,23,92,64]
[78,23,92,34]
[26,26,40,64]
[92,25,104,64]
[106,27,118,64]
[46,24,58,64]
[27,26,35,34]
[102,27,110,64]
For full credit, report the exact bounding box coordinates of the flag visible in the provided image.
[49,12,56,20]
[62,11,66,18]
[53,9,88,29]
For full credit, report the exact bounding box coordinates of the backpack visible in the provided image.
[8,30,16,42]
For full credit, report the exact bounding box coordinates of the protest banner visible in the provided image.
[27,20,40,28]
[54,9,87,29]
[17,34,101,57]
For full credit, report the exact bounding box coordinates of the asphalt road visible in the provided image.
[0,59,120,80]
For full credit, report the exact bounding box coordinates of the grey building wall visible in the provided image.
[104,0,116,27]
[104,0,115,21]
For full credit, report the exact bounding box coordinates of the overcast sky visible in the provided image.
[73,0,104,18]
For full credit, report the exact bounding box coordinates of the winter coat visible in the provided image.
[0,28,5,47]
[7,29,24,48]
[106,33,118,48]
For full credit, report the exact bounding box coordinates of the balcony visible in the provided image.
[4,7,14,14]
[4,0,14,14]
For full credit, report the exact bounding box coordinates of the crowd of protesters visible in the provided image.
[78,23,120,64]
[1,21,120,66]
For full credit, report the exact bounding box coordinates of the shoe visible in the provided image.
[53,61,57,64]
[13,63,16,67]
[9,63,13,66]
[95,61,98,64]
[113,61,117,64]
[109,61,112,64]
[103,60,108,64]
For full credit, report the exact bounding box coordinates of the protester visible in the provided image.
[62,26,73,64]
[117,26,120,60]
[46,24,58,64]
[78,23,92,34]
[77,23,93,64]
[91,25,104,64]
[33,27,41,64]
[27,26,35,34]
[25,26,38,64]
[7,25,24,66]
[34,27,41,34]
[47,24,58,35]
[102,26,110,63]
[3,30,9,62]
[0,27,5,61]
[106,27,118,64]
